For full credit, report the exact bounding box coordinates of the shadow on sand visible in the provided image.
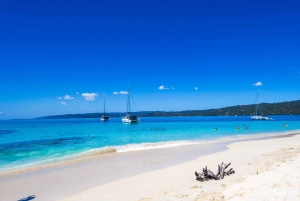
[18,195,36,201]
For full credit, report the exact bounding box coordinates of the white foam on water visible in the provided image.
[116,140,203,152]
[115,129,300,153]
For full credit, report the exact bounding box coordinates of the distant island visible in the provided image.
[38,100,300,119]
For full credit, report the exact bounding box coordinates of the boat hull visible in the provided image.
[101,116,110,121]
[122,114,141,123]
[122,118,140,123]
[251,115,269,120]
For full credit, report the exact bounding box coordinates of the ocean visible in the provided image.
[0,115,300,172]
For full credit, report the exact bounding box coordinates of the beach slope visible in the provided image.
[59,134,300,201]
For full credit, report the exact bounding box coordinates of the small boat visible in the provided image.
[122,112,140,123]
[122,83,140,123]
[101,97,110,121]
[251,89,268,120]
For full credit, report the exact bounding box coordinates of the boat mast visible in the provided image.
[103,97,106,115]
[255,88,260,116]
[127,83,131,113]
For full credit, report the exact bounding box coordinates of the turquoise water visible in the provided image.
[0,116,300,172]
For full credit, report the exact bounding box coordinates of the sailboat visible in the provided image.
[251,89,269,120]
[101,97,110,121]
[122,83,141,123]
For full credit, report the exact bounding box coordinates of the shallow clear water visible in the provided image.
[0,115,299,171]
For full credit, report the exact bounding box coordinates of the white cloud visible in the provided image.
[159,85,169,90]
[76,92,79,95]
[92,108,96,111]
[113,91,128,95]
[82,93,98,101]
[195,87,198,90]
[171,87,174,90]
[58,97,62,99]
[61,102,67,105]
[0,112,3,115]
[64,95,74,100]
[119,91,128,95]
[253,82,263,86]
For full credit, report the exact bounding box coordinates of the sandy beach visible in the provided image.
[1,133,300,201]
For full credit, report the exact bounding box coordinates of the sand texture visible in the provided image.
[59,134,300,201]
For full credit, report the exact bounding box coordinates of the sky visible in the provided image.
[0,0,299,119]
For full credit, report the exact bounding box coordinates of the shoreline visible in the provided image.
[1,129,299,176]
[1,131,300,200]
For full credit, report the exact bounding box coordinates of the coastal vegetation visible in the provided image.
[38,100,300,119]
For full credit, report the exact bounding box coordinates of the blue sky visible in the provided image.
[0,0,299,119]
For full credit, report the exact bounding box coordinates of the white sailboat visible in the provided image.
[101,97,110,121]
[122,83,140,123]
[251,89,269,120]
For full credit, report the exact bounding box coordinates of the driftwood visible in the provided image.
[225,168,235,175]
[195,162,235,182]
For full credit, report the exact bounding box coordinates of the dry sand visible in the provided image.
[59,134,300,201]
[1,133,300,201]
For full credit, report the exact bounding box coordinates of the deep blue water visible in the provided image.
[0,116,299,172]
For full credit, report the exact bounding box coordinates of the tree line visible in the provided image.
[38,100,300,119]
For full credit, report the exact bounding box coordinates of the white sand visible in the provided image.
[59,134,300,201]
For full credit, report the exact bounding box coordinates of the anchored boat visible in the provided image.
[251,89,268,120]
[122,83,140,123]
[101,97,110,121]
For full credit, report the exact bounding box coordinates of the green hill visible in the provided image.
[38,100,300,119]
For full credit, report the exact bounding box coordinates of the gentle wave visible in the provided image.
[115,141,203,152]
[115,130,300,153]
[75,147,117,157]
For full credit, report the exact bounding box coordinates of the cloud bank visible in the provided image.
[82,93,98,101]
[253,82,263,86]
